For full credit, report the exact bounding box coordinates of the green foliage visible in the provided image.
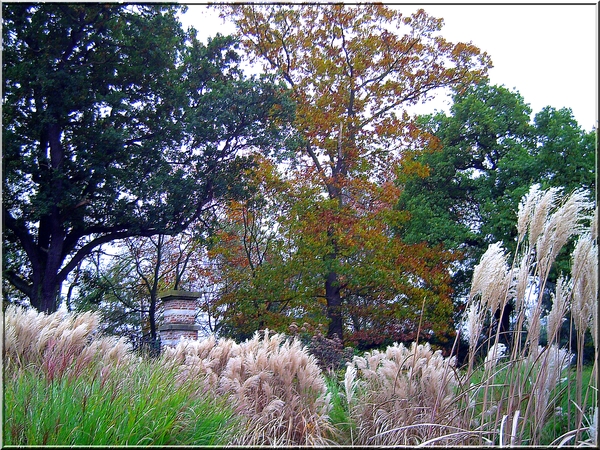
[397,80,596,299]
[2,3,294,313]
[3,360,239,446]
[217,3,491,343]
[323,374,356,445]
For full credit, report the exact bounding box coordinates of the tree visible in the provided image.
[533,106,596,194]
[220,3,491,340]
[397,80,596,300]
[206,156,324,340]
[2,3,293,313]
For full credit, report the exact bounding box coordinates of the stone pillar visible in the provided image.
[158,290,201,348]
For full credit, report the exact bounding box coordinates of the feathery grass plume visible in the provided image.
[161,335,241,390]
[546,276,572,346]
[524,190,593,357]
[456,185,596,446]
[461,299,486,378]
[527,186,561,250]
[521,344,573,442]
[571,230,598,342]
[347,341,461,445]
[484,343,507,372]
[569,215,598,433]
[4,305,61,370]
[513,249,533,314]
[73,335,134,379]
[4,305,108,378]
[464,301,484,351]
[469,242,511,315]
[4,304,136,382]
[343,364,358,406]
[535,189,593,281]
[517,184,544,244]
[218,330,333,445]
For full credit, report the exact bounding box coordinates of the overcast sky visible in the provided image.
[179,2,598,132]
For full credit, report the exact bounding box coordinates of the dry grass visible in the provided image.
[3,304,134,381]
[344,341,467,445]
[161,329,335,445]
[456,185,597,446]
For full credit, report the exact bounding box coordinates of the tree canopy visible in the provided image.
[4,4,593,354]
[397,80,596,298]
[218,3,491,342]
[2,3,293,313]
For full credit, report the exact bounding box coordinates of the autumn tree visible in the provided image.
[220,4,491,341]
[2,3,293,313]
[206,156,325,340]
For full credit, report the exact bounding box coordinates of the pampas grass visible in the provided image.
[161,329,335,445]
[3,305,134,381]
[3,305,239,446]
[455,185,597,446]
[215,330,334,445]
[345,341,463,445]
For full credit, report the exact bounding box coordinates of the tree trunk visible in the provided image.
[325,269,343,340]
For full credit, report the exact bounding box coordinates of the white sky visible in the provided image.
[178,2,598,132]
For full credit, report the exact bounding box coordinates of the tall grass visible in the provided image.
[342,341,471,445]
[326,185,596,447]
[455,185,597,446]
[3,305,239,446]
[3,361,238,445]
[162,329,336,445]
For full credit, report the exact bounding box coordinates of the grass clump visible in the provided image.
[454,185,597,446]
[163,329,335,445]
[3,304,240,446]
[342,341,473,446]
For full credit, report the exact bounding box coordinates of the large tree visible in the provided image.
[2,3,293,313]
[221,4,491,340]
[397,81,596,299]
[206,156,323,341]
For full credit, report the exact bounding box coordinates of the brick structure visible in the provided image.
[158,290,201,348]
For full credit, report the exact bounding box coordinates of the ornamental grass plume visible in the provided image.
[162,330,334,445]
[523,344,573,439]
[571,227,597,344]
[535,188,593,281]
[483,342,507,373]
[517,187,593,357]
[456,185,596,446]
[3,304,134,381]
[545,276,572,346]
[516,183,543,244]
[346,341,463,445]
[462,300,485,376]
[525,186,561,250]
[469,242,512,316]
[160,334,241,390]
[220,330,334,446]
